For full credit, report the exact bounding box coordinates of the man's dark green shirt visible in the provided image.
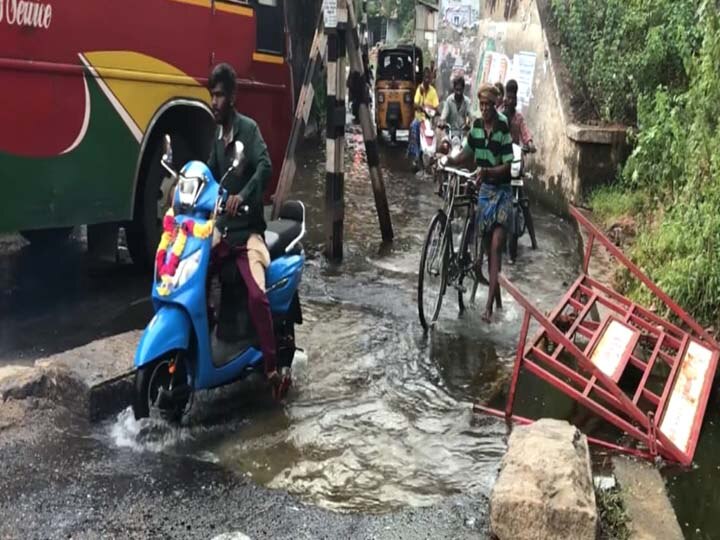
[463,112,514,181]
[208,111,271,245]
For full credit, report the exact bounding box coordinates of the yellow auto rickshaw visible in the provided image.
[375,45,423,143]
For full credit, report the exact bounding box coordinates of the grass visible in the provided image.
[596,485,631,540]
[588,185,648,230]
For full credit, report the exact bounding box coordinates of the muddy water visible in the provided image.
[110,131,580,512]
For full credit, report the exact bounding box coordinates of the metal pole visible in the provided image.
[324,0,348,261]
[346,0,393,241]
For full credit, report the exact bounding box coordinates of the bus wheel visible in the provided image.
[20,227,73,246]
[127,135,189,270]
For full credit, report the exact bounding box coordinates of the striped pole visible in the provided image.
[345,0,393,241]
[324,0,348,261]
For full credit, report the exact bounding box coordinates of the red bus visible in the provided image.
[0,0,293,266]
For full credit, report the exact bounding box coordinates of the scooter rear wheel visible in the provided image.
[133,353,191,422]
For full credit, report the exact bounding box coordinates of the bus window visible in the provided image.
[218,0,283,55]
[255,0,284,55]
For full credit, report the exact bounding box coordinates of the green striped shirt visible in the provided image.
[463,112,514,169]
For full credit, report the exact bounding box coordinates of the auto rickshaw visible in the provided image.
[375,45,423,143]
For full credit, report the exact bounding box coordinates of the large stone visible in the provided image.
[612,456,683,540]
[490,418,597,540]
[34,331,140,421]
[212,533,252,540]
[0,366,44,401]
[0,331,140,421]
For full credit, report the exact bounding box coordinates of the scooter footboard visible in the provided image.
[135,305,192,368]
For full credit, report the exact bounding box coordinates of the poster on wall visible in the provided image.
[481,51,511,89]
[508,52,537,113]
[441,0,480,31]
[478,48,537,114]
[436,0,481,98]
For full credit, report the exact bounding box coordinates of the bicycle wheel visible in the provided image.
[458,212,484,310]
[418,211,449,331]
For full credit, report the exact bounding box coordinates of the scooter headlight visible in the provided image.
[172,248,203,289]
[178,175,203,207]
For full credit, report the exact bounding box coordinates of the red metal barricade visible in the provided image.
[474,206,719,465]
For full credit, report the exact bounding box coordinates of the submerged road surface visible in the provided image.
[1,134,599,538]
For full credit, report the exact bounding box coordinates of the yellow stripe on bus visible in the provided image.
[252,52,285,65]
[168,0,253,17]
[84,51,209,135]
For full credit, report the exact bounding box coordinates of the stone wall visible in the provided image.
[476,0,632,215]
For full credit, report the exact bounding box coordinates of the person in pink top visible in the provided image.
[503,79,536,151]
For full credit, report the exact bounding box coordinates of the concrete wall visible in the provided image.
[474,0,631,215]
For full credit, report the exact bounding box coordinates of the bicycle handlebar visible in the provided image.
[439,165,480,179]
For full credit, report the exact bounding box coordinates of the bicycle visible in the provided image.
[417,164,484,331]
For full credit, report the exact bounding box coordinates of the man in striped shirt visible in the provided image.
[442,83,513,323]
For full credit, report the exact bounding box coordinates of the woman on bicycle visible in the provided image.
[441,83,513,322]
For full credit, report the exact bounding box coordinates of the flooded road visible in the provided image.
[2,129,717,537]
[106,130,580,514]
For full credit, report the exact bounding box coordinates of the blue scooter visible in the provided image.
[132,135,305,420]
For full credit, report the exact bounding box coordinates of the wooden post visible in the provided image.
[324,0,347,261]
[345,0,393,241]
[272,11,326,219]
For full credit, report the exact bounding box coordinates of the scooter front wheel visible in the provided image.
[133,353,192,422]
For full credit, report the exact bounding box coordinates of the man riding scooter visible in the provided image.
[408,67,440,172]
[439,76,472,152]
[206,63,283,397]
[503,79,538,254]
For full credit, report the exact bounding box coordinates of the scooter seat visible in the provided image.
[265,219,303,259]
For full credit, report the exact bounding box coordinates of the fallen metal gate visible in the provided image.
[474,206,719,465]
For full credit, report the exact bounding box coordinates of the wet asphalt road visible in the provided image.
[0,401,488,540]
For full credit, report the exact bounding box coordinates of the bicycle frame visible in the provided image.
[437,166,479,290]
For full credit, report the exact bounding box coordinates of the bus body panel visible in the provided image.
[0,0,292,232]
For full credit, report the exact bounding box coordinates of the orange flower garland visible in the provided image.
[155,208,214,296]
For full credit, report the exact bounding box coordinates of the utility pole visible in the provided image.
[272,0,393,262]
[323,0,347,261]
[346,0,393,243]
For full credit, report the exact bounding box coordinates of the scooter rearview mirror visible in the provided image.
[231,141,245,170]
[162,134,173,166]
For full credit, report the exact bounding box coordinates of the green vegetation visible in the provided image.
[550,0,701,124]
[596,485,631,540]
[551,0,720,327]
[367,0,417,41]
[366,1,434,72]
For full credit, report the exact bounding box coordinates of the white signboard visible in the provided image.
[590,319,637,380]
[660,340,714,454]
[323,0,337,29]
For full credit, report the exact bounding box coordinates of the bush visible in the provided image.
[587,6,720,327]
[550,0,701,124]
